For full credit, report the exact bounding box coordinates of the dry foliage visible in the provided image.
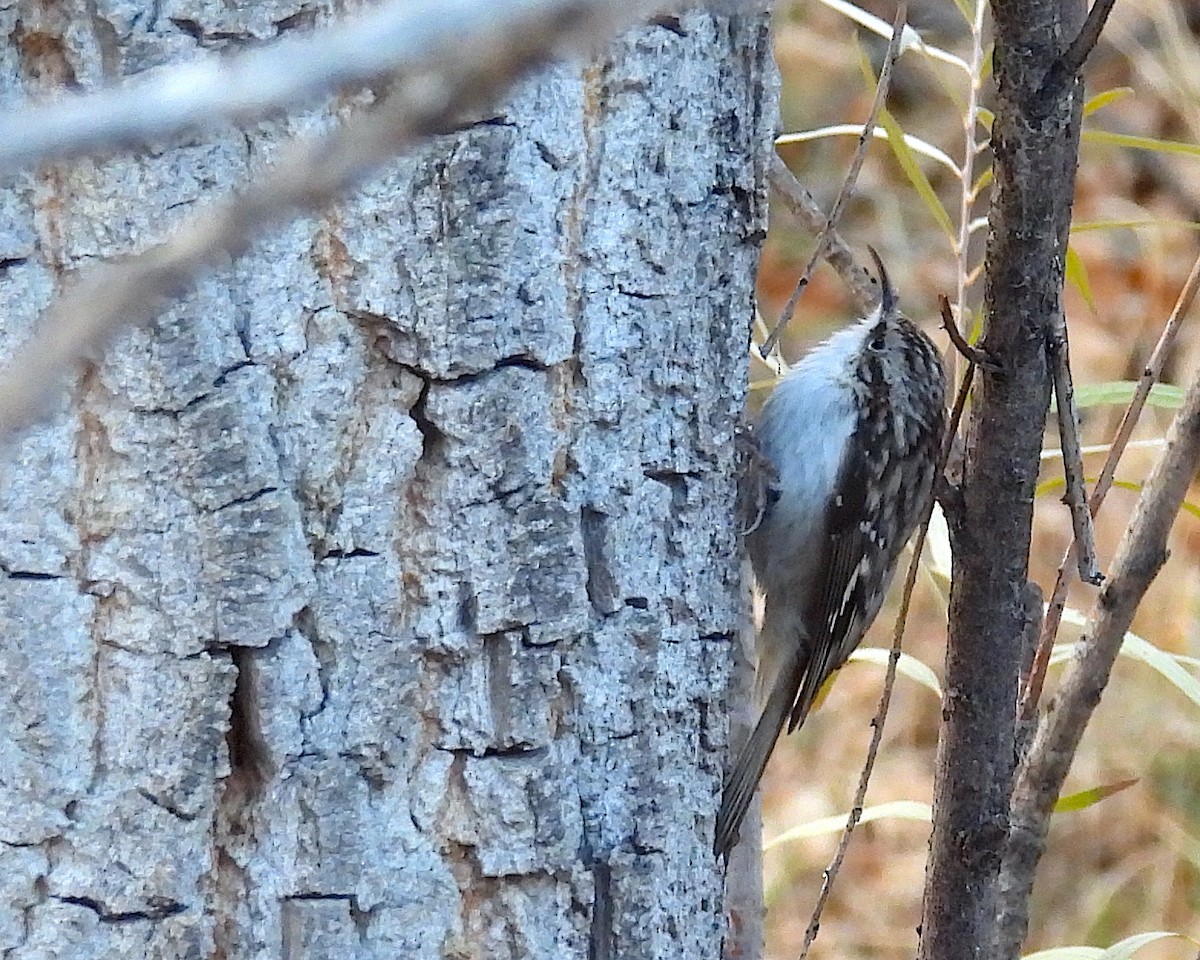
[756,1,1200,957]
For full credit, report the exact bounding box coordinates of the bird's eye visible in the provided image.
[870,333,886,351]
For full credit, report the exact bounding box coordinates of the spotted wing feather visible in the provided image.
[789,355,944,732]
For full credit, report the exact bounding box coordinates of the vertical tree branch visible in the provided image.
[917,0,1086,957]
[1048,315,1102,585]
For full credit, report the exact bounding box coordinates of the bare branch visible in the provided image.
[766,154,877,316]
[1047,316,1102,585]
[996,338,1200,958]
[1043,0,1119,94]
[760,0,908,359]
[939,295,998,370]
[0,0,667,441]
[1019,248,1200,721]
[0,0,650,173]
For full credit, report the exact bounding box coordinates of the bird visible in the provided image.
[714,250,947,858]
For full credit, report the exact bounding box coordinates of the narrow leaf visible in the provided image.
[1035,477,1066,498]
[878,108,956,239]
[978,42,994,84]
[766,800,932,849]
[1052,381,1185,412]
[1123,635,1200,711]
[1053,778,1138,813]
[813,0,971,72]
[1041,438,1166,462]
[847,647,943,697]
[1083,87,1135,117]
[1057,609,1200,711]
[1023,935,1187,960]
[1073,218,1200,233]
[776,125,961,177]
[970,166,993,200]
[1097,932,1188,960]
[1065,246,1097,313]
[1040,477,1171,511]
[1083,129,1200,158]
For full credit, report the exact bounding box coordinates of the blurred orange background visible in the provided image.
[756,1,1200,957]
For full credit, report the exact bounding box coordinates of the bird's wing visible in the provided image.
[786,435,880,732]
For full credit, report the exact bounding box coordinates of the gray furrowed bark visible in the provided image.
[0,3,775,958]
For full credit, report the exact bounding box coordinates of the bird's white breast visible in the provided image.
[749,319,867,598]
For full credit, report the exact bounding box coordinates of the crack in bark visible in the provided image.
[225,646,271,799]
[212,644,270,960]
[588,860,613,960]
[53,893,187,923]
[208,485,279,513]
[138,788,198,822]
[3,569,63,580]
[294,606,333,721]
[318,547,380,560]
[580,506,619,616]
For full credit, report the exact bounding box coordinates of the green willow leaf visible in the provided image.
[1083,87,1135,117]
[1065,246,1096,313]
[1053,778,1137,813]
[1059,381,1184,411]
[879,108,956,239]
[1072,218,1200,233]
[1083,129,1200,157]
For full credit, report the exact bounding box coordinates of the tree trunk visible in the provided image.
[918,1,1086,958]
[0,3,774,958]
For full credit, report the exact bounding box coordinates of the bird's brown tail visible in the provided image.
[714,654,804,858]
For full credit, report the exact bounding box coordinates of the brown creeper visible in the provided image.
[715,251,947,858]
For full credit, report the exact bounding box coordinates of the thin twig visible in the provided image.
[950,0,990,386]
[0,0,662,441]
[766,153,877,316]
[1044,0,1120,93]
[1048,316,1103,585]
[760,0,908,359]
[1018,248,1200,721]
[798,354,972,960]
[753,306,790,378]
[939,295,997,370]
